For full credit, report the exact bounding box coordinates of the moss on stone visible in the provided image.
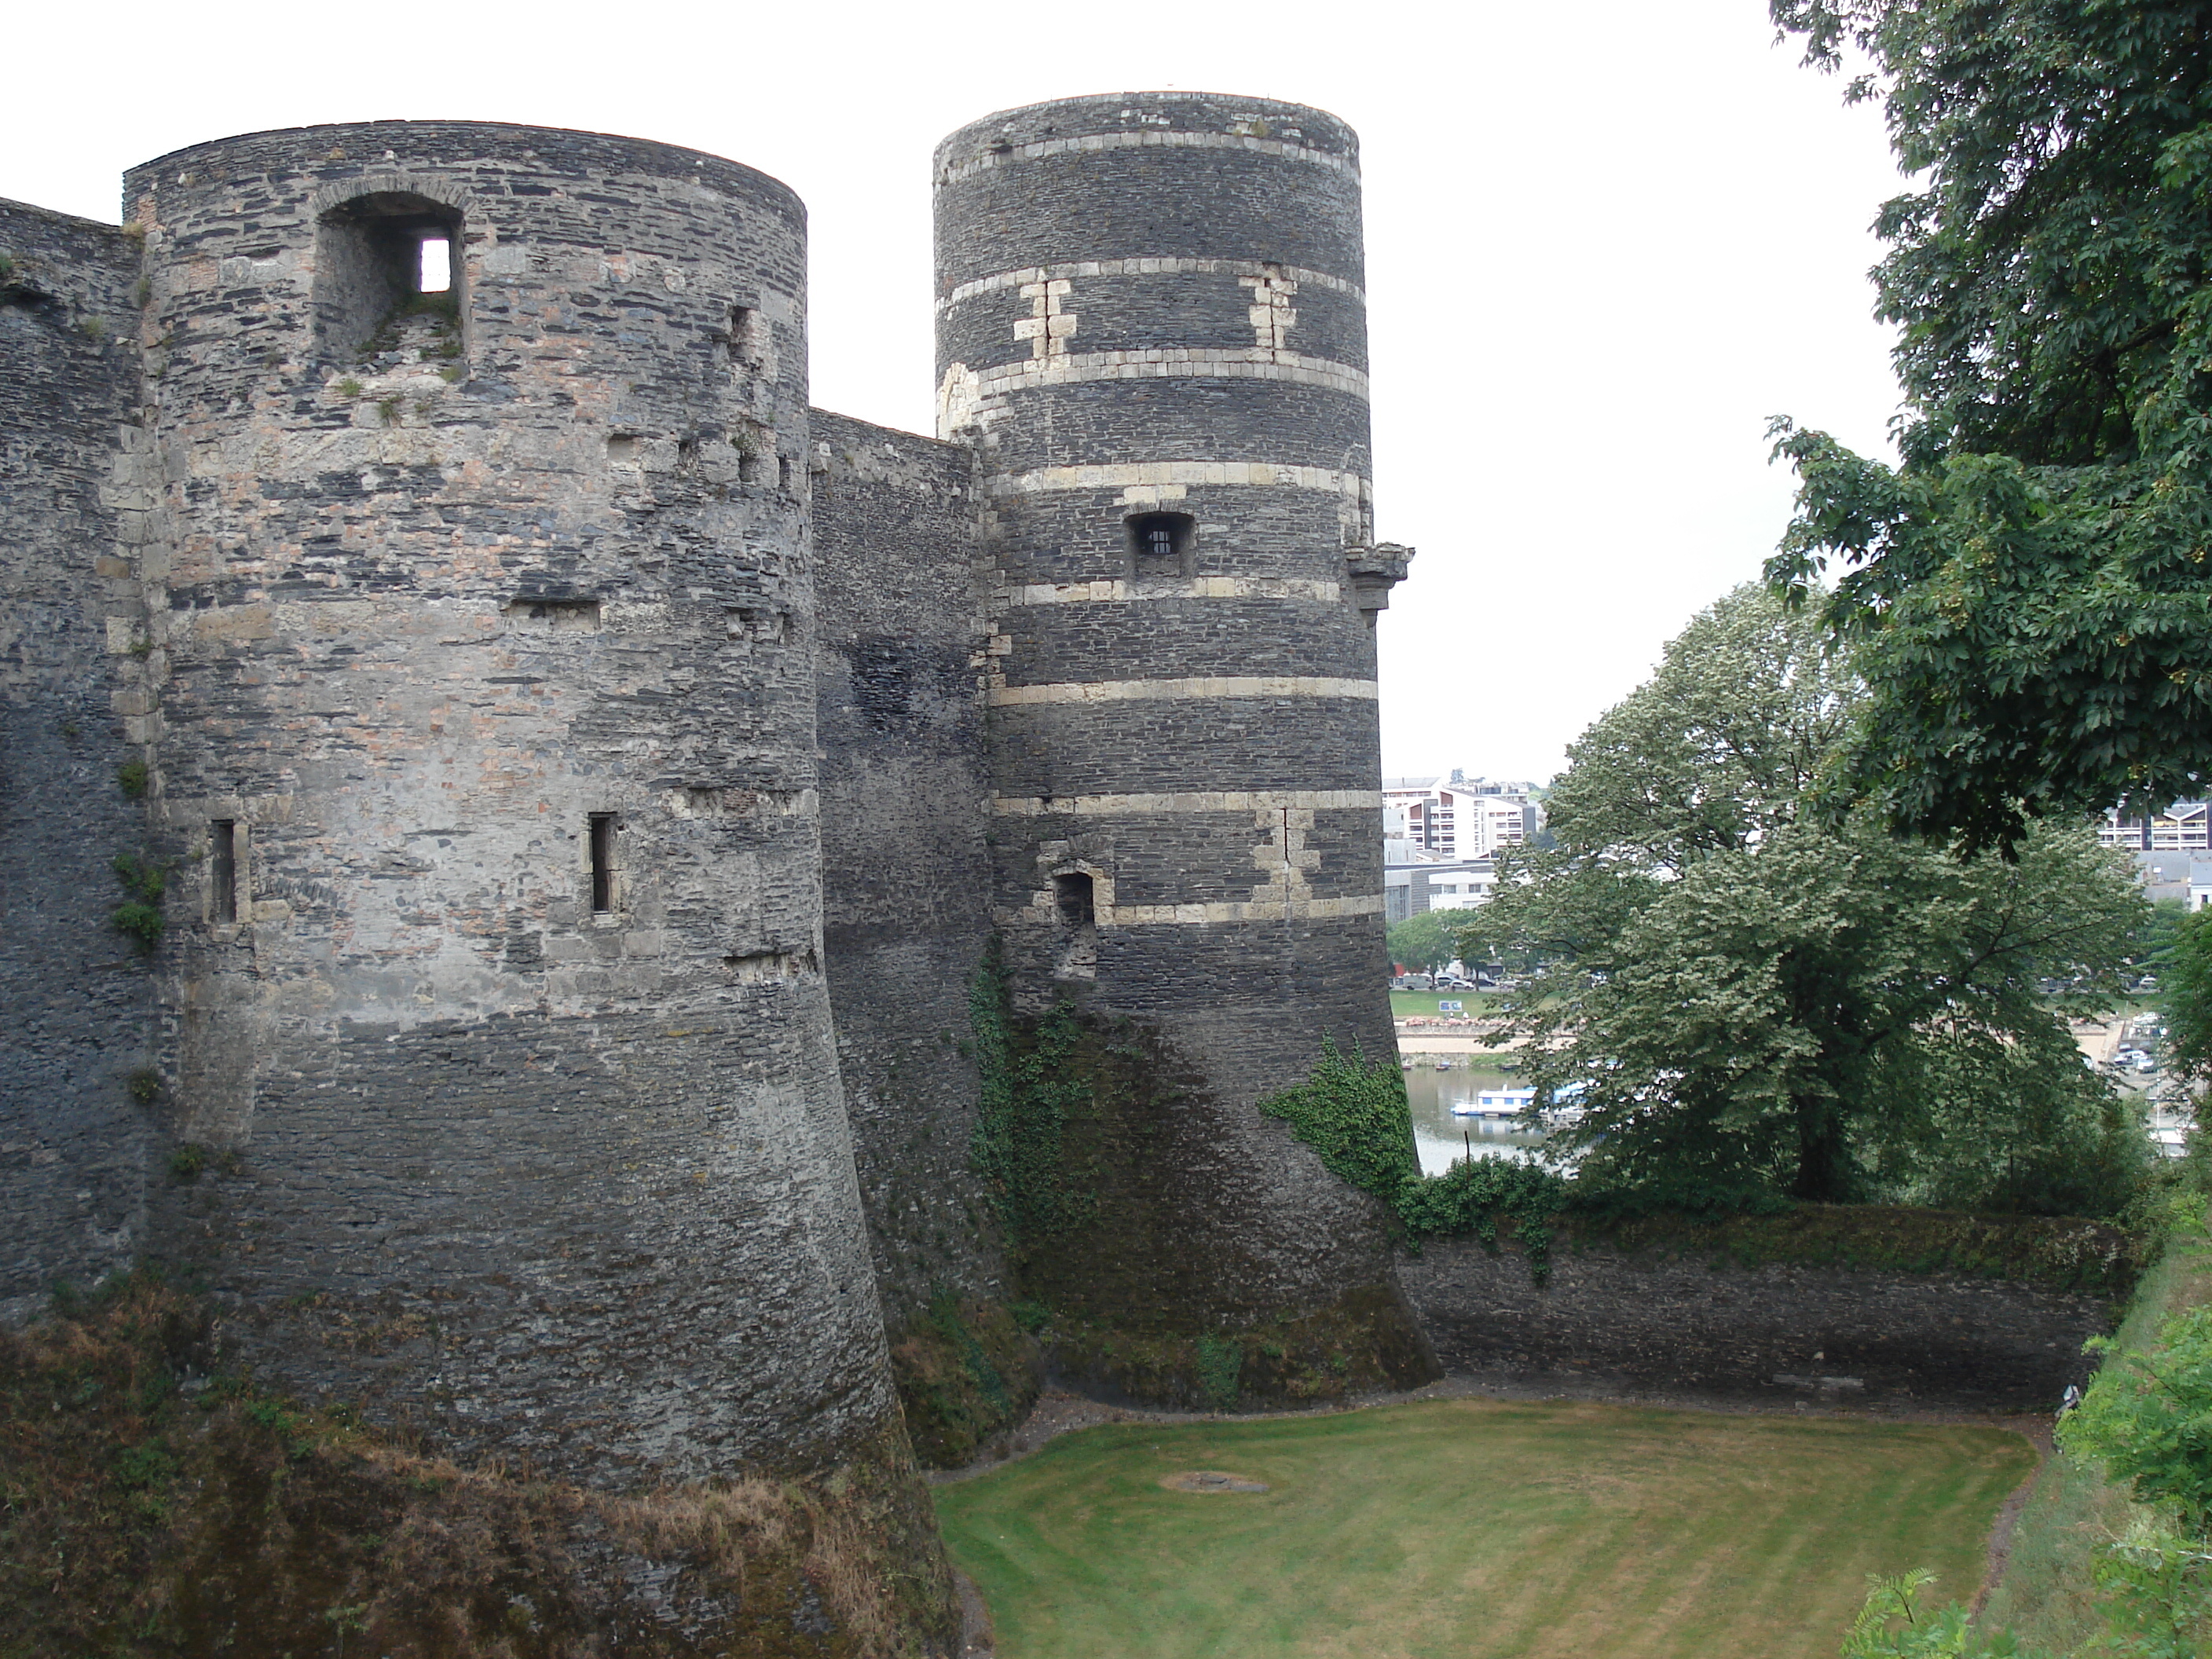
[888,1295,1042,1469]
[1040,1285,1434,1412]
[2,1275,958,1657]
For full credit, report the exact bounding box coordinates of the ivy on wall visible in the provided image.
[1255,1038,1420,1197]
[1260,1039,1569,1278]
[966,943,1097,1247]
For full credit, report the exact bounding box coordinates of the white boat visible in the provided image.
[1452,1087,1536,1118]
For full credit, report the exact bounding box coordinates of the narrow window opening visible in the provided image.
[1054,871,1095,929]
[1126,511,1195,578]
[211,821,237,925]
[778,456,794,493]
[588,814,617,914]
[418,235,452,294]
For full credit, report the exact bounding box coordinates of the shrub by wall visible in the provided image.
[888,1295,1043,1469]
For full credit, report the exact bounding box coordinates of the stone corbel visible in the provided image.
[1344,542,1415,613]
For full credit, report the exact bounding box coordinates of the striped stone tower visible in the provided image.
[934,93,1430,1384]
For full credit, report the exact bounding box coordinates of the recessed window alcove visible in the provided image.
[313,191,466,361]
[1126,511,1195,579]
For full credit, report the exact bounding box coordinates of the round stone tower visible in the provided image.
[120,122,889,1482]
[933,94,1430,1386]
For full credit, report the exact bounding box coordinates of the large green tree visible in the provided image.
[1767,0,2212,852]
[1471,588,2147,1210]
[1386,909,1469,975]
[2166,906,2212,1083]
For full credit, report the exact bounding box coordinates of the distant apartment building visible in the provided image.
[2093,801,2211,905]
[1384,855,1498,923]
[1382,771,1542,862]
[2099,801,2210,851]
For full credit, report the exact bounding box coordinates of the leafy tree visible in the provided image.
[1386,908,1468,975]
[2138,899,2195,980]
[2167,908,2212,1083]
[1470,588,2147,1209]
[1766,0,2212,852]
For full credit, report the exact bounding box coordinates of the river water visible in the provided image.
[1401,1060,1551,1177]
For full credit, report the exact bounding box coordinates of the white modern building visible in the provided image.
[1385,855,1499,922]
[1382,771,1543,862]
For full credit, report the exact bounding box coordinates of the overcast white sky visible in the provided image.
[10,0,1906,786]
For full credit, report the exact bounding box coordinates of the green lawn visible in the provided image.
[1390,991,1496,1019]
[936,1399,2034,1659]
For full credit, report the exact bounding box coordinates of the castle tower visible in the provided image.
[933,95,1430,1385]
[119,123,892,1481]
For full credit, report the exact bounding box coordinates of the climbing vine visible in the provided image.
[1260,1039,1570,1280]
[967,942,1097,1246]
[1257,1038,1420,1197]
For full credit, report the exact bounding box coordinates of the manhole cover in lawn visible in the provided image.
[1160,1470,1269,1493]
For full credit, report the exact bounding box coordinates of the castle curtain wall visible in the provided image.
[808,409,1005,1325]
[0,202,157,1323]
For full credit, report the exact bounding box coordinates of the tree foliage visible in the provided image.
[2066,1306,2212,1534]
[1767,0,2212,851]
[2167,907,2212,1084]
[1470,588,2147,1210]
[1386,909,1469,974]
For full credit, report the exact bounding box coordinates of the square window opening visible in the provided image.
[1126,511,1195,579]
[313,191,464,361]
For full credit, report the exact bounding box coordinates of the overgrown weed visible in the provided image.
[0,1273,954,1656]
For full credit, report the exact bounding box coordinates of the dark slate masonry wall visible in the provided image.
[1402,1238,2116,1412]
[934,93,1427,1369]
[115,121,894,1485]
[0,200,156,1324]
[808,408,1005,1325]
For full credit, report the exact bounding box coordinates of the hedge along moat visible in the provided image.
[893,995,2145,1464]
[1260,1038,2144,1412]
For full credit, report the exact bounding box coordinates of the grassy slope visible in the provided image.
[1,1278,955,1658]
[936,1399,2034,1659]
[1976,1227,2212,1650]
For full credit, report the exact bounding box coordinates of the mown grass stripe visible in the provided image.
[936,1398,2035,1659]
